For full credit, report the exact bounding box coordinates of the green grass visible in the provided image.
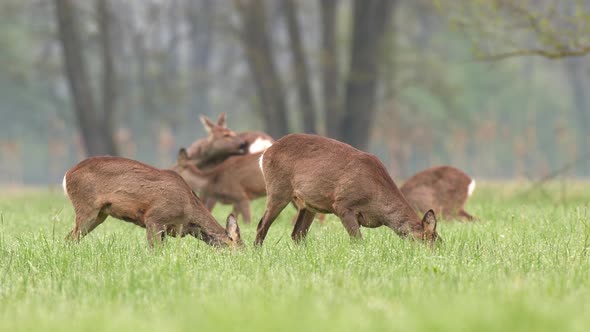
[1,182,589,332]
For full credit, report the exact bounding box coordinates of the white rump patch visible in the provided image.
[258,152,264,173]
[62,174,68,197]
[467,179,476,197]
[249,138,273,154]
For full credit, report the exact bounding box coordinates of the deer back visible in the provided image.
[238,131,274,154]
[64,156,240,246]
[173,150,266,204]
[260,134,427,236]
[400,165,474,217]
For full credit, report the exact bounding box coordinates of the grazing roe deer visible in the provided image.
[62,156,242,248]
[173,149,266,225]
[185,114,249,168]
[255,134,440,246]
[400,165,476,221]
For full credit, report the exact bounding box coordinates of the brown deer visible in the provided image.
[185,114,249,168]
[237,131,274,154]
[177,147,326,225]
[172,149,266,225]
[62,156,242,248]
[183,113,274,220]
[400,166,476,221]
[187,113,273,159]
[255,134,440,246]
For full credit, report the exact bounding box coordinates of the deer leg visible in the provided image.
[291,208,316,243]
[204,197,217,212]
[254,197,291,246]
[458,209,476,221]
[234,200,252,224]
[289,201,300,225]
[145,220,167,248]
[338,211,362,239]
[230,204,241,222]
[86,212,108,234]
[315,213,326,225]
[66,209,105,241]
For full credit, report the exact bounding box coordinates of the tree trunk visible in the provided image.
[234,0,290,138]
[565,58,590,176]
[320,0,341,139]
[54,0,117,156]
[340,0,395,150]
[282,0,317,134]
[97,0,119,155]
[187,0,214,120]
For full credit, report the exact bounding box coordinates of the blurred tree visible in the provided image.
[54,0,118,156]
[97,0,118,155]
[234,0,290,138]
[5,0,590,183]
[438,0,590,175]
[439,0,590,60]
[319,0,341,139]
[234,0,395,149]
[186,0,214,120]
[564,57,590,173]
[340,0,396,149]
[282,0,317,134]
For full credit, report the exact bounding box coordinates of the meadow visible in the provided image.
[0,182,589,332]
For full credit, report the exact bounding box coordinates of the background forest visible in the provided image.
[0,0,589,185]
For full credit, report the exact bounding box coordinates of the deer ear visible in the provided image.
[225,214,241,241]
[422,209,437,233]
[177,148,189,162]
[217,113,226,127]
[200,115,216,133]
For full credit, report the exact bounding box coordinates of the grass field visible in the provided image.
[0,182,589,332]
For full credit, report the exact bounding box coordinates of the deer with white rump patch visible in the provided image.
[185,114,250,168]
[180,113,274,223]
[401,165,477,221]
[255,134,440,246]
[186,113,272,168]
[62,156,242,248]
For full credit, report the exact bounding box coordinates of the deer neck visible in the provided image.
[187,200,229,246]
[381,194,425,238]
[183,161,223,184]
[187,140,222,169]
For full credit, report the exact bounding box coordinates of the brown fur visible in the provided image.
[238,131,274,149]
[173,150,266,225]
[401,165,476,221]
[187,113,273,169]
[210,113,274,155]
[181,113,275,223]
[63,156,242,248]
[185,114,247,168]
[254,134,440,246]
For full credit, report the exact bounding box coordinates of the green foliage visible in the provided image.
[438,0,590,59]
[0,184,589,331]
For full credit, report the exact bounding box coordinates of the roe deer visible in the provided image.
[255,134,440,246]
[205,113,274,155]
[183,113,273,220]
[185,114,249,168]
[173,149,266,225]
[400,165,476,221]
[177,147,325,225]
[62,156,242,248]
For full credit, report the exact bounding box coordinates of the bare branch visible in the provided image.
[475,45,590,61]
